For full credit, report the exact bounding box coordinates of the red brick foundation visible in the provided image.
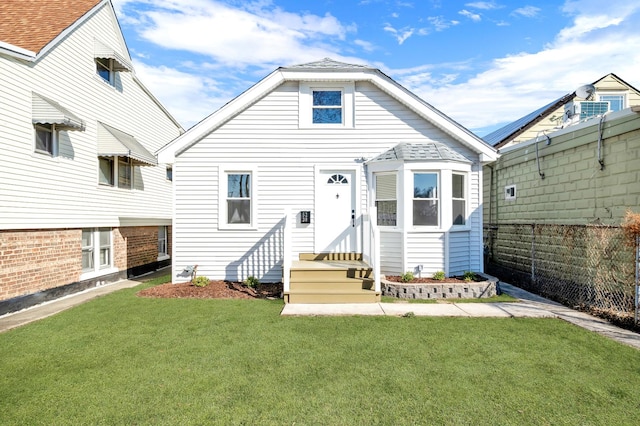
[0,226,171,305]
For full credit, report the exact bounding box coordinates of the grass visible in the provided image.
[1,275,640,425]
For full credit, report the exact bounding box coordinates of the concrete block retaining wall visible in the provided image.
[382,274,499,299]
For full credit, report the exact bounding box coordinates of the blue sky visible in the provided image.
[112,0,640,135]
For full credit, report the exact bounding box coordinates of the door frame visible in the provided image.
[313,164,362,254]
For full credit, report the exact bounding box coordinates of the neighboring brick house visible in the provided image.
[0,0,183,314]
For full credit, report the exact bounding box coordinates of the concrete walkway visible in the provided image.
[281,282,640,350]
[0,267,170,333]
[2,271,639,350]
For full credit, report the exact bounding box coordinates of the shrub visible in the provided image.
[432,271,446,281]
[401,271,414,282]
[463,271,477,282]
[192,276,210,287]
[244,275,260,288]
[621,209,640,246]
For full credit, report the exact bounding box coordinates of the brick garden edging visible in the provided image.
[381,273,499,300]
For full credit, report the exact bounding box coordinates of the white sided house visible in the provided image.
[0,0,183,314]
[158,59,497,303]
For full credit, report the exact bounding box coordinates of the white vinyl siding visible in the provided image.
[406,232,446,276]
[170,81,483,282]
[379,231,403,276]
[448,231,471,276]
[0,3,181,230]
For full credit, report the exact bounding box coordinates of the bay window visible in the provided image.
[413,173,439,226]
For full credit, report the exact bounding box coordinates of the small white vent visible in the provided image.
[505,185,516,201]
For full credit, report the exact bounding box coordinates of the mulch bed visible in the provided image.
[138,281,283,299]
[384,275,481,283]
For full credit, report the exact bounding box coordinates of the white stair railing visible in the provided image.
[283,209,291,293]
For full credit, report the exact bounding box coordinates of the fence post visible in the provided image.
[635,235,640,325]
[531,224,536,283]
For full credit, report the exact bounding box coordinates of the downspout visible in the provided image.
[534,131,550,180]
[597,113,607,170]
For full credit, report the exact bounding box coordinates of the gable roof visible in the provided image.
[484,73,640,148]
[157,58,497,163]
[0,0,103,57]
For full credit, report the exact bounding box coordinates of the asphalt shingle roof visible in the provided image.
[0,0,101,54]
[369,142,472,163]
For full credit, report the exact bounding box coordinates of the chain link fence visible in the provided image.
[484,223,638,329]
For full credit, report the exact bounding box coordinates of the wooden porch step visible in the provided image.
[289,277,374,292]
[285,289,380,304]
[286,255,379,304]
[299,253,363,261]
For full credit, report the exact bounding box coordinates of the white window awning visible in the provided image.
[32,92,85,130]
[97,122,157,166]
[94,39,132,72]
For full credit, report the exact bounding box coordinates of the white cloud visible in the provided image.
[511,6,541,18]
[458,9,482,22]
[383,24,415,44]
[397,1,640,134]
[119,0,354,69]
[466,1,501,10]
[427,16,460,31]
[133,61,233,128]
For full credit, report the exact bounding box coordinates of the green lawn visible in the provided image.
[1,275,639,425]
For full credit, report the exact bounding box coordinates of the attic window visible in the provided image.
[299,82,354,128]
[313,90,342,124]
[94,39,132,86]
[96,58,113,84]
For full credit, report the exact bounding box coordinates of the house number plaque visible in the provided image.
[300,211,311,224]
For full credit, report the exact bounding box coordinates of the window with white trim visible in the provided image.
[98,156,135,189]
[34,124,56,156]
[225,172,252,226]
[158,226,168,257]
[452,173,466,225]
[299,82,354,128]
[82,228,112,273]
[413,172,439,226]
[166,166,173,182]
[96,57,114,85]
[375,173,397,226]
[598,94,625,112]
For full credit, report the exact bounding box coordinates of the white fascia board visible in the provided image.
[35,0,110,61]
[0,42,36,60]
[156,69,286,163]
[369,75,498,162]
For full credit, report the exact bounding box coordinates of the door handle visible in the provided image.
[351,209,355,227]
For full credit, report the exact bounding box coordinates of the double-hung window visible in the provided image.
[34,124,55,155]
[299,82,354,128]
[96,57,113,84]
[312,90,343,124]
[452,173,466,225]
[158,226,168,258]
[82,228,112,274]
[375,174,397,226]
[224,171,253,227]
[413,173,439,226]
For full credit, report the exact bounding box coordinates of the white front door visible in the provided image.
[315,170,357,253]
